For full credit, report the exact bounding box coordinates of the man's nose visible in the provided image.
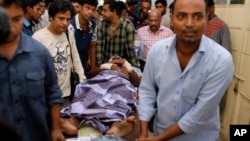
[185,17,194,27]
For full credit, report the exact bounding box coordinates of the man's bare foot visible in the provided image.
[106,116,137,137]
[60,118,78,136]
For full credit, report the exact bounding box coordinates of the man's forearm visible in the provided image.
[129,70,140,87]
[139,121,149,138]
[90,41,96,69]
[49,104,62,130]
[157,123,184,141]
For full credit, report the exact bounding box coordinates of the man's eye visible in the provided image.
[13,17,22,22]
[194,15,202,20]
[177,14,184,20]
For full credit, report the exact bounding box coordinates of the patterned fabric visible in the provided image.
[205,16,231,53]
[205,17,224,37]
[96,17,138,67]
[61,70,138,133]
[32,28,86,97]
[136,25,174,61]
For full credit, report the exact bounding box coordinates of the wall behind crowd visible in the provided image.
[151,0,174,8]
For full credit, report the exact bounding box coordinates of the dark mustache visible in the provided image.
[182,29,196,33]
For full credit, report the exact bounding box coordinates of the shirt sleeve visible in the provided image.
[126,22,138,67]
[91,22,97,42]
[136,44,158,121]
[220,24,232,53]
[69,31,86,82]
[96,22,103,67]
[178,54,234,134]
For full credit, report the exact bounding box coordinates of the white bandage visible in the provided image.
[100,63,113,70]
[123,60,133,72]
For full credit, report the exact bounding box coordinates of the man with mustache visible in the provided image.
[136,0,234,141]
[33,0,86,106]
[136,8,173,72]
[96,0,137,68]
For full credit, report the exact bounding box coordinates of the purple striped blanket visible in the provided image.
[61,70,138,133]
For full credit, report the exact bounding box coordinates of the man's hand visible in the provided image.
[109,59,125,66]
[51,128,65,141]
[111,64,122,72]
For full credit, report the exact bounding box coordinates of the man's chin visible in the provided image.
[182,38,200,44]
[33,19,40,23]
[3,35,18,43]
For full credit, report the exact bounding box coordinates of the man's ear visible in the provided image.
[26,6,33,13]
[169,13,174,27]
[49,16,53,22]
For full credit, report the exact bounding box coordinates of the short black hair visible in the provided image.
[206,0,215,7]
[22,0,43,12]
[170,0,208,13]
[48,0,75,18]
[43,0,53,7]
[98,5,103,10]
[1,0,23,8]
[140,0,152,5]
[104,0,122,17]
[77,0,98,7]
[117,1,126,11]
[155,0,167,7]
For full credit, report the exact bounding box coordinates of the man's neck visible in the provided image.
[109,16,120,27]
[47,25,63,35]
[78,15,89,29]
[208,14,217,21]
[150,27,160,34]
[176,39,200,56]
[24,13,32,22]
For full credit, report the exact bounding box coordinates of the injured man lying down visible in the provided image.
[60,56,140,137]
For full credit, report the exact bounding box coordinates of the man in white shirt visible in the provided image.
[33,0,86,106]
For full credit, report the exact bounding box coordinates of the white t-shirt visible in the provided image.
[33,27,86,97]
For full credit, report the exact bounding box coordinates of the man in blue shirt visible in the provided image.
[22,0,43,36]
[68,0,98,73]
[0,0,64,141]
[136,0,234,141]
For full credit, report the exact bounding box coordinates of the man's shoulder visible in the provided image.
[137,26,148,33]
[161,26,173,32]
[90,19,96,27]
[33,27,48,37]
[208,17,226,28]
[21,33,48,52]
[121,18,134,27]
[151,36,175,52]
[202,36,232,59]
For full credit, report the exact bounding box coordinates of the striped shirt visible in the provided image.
[136,25,174,61]
[96,17,138,66]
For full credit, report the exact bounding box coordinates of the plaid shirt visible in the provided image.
[136,25,174,61]
[96,17,137,66]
